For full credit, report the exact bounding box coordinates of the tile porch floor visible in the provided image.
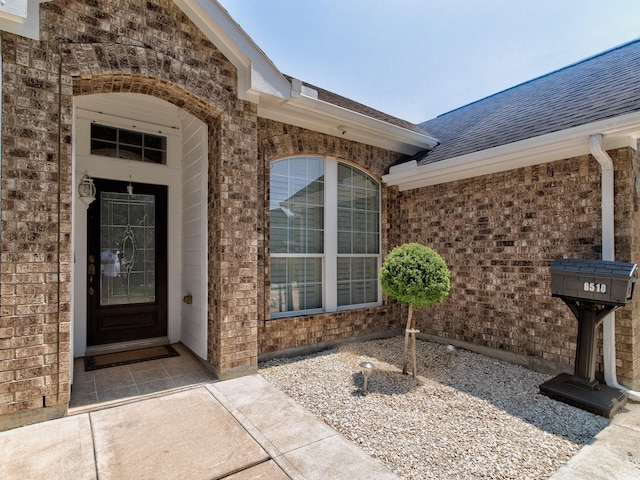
[69,343,217,412]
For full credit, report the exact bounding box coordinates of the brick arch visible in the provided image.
[258,118,403,180]
[64,42,233,122]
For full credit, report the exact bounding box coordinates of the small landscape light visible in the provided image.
[359,361,376,392]
[446,344,457,354]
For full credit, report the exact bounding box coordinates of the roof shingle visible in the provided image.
[417,38,640,165]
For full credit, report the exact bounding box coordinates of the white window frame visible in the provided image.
[270,156,382,319]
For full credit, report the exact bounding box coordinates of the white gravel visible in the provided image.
[259,336,610,480]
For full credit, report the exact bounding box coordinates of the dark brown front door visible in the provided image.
[87,179,168,346]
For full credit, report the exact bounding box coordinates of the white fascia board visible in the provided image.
[384,111,640,191]
[174,0,290,102]
[175,1,435,155]
[259,89,438,155]
[0,0,49,40]
[0,0,27,19]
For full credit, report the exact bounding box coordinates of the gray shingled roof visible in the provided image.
[417,38,640,165]
[285,75,426,135]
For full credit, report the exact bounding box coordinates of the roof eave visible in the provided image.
[0,0,49,40]
[383,112,640,191]
[177,1,436,155]
[259,85,439,155]
[175,0,291,102]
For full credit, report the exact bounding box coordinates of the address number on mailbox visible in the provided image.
[584,282,607,294]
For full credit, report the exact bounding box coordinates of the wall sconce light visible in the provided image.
[78,171,96,208]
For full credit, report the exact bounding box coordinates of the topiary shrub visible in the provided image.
[379,243,451,375]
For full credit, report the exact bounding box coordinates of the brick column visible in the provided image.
[0,33,72,425]
[207,102,259,379]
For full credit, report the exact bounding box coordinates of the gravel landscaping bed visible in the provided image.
[259,336,609,480]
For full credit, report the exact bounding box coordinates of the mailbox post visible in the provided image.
[540,258,637,417]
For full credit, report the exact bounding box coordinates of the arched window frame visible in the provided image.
[269,156,382,318]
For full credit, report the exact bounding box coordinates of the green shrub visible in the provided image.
[379,243,451,308]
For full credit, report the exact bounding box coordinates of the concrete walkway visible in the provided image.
[3,375,640,479]
[550,400,640,479]
[0,375,399,480]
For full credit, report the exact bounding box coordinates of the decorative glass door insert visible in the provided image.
[100,191,156,306]
[87,179,168,346]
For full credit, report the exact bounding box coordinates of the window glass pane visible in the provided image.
[351,281,365,304]
[144,134,166,151]
[364,257,378,277]
[271,258,287,284]
[90,124,166,164]
[351,257,364,277]
[337,256,379,307]
[353,170,368,188]
[353,233,367,254]
[119,129,143,147]
[289,229,302,253]
[337,283,350,305]
[354,188,367,210]
[269,158,324,255]
[270,227,288,253]
[144,149,164,164]
[305,283,323,309]
[91,124,117,141]
[353,210,367,231]
[117,146,144,161]
[306,205,324,230]
[338,184,352,205]
[337,163,380,255]
[367,212,379,232]
[338,232,352,253]
[367,190,380,212]
[364,280,378,303]
[308,158,324,180]
[270,257,322,314]
[118,129,142,147]
[366,233,380,254]
[290,159,308,178]
[337,258,350,281]
[338,209,352,230]
[338,163,351,185]
[307,229,324,253]
[91,140,118,158]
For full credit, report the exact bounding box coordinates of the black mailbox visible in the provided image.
[541,258,638,417]
[550,258,637,306]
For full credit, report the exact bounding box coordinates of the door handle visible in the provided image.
[88,255,95,295]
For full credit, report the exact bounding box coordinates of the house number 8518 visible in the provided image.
[584,282,607,293]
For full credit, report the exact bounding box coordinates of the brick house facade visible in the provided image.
[1,0,640,427]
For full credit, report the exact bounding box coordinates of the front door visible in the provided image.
[87,179,168,346]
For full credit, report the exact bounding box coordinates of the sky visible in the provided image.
[218,1,640,124]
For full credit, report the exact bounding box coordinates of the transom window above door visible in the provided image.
[269,156,381,317]
[90,123,167,164]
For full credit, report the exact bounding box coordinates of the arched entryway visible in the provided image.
[72,92,209,363]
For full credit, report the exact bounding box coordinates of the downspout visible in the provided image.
[589,134,640,401]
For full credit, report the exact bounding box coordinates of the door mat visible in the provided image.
[84,345,180,371]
